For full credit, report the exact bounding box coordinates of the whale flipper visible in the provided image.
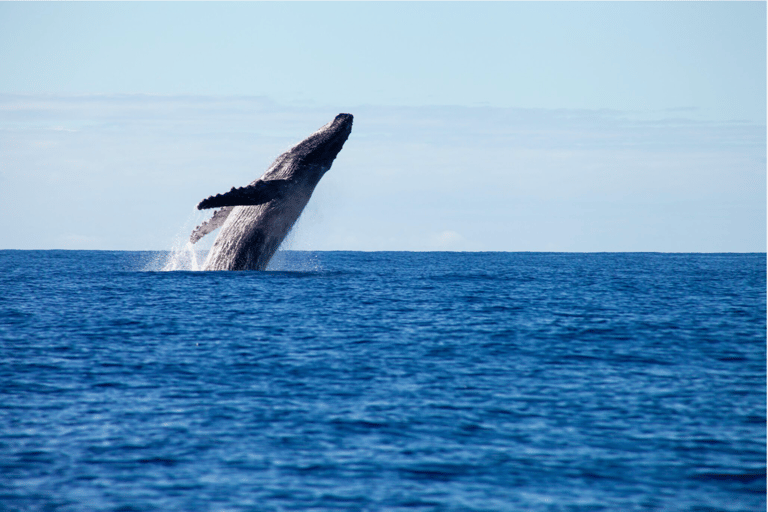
[197,179,291,210]
[190,206,234,244]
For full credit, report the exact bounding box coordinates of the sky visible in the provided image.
[0,2,765,252]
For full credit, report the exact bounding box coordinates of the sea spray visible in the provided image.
[263,212,323,272]
[162,241,205,271]
[142,209,215,271]
[265,250,322,272]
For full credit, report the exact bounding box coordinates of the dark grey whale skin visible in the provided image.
[191,114,353,271]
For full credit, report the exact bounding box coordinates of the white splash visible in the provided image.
[141,209,215,271]
[162,241,203,271]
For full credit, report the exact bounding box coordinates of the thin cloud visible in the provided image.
[1,94,764,251]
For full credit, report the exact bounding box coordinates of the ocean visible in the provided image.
[0,250,765,511]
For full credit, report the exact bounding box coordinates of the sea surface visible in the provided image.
[0,250,765,511]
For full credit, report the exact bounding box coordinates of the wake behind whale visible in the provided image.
[188,114,353,271]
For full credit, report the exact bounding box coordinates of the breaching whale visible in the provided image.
[190,113,353,270]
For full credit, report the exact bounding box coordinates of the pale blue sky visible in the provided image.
[0,2,765,251]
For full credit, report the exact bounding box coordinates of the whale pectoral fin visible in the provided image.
[196,179,291,210]
[190,206,233,244]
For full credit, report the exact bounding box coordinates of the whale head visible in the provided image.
[292,113,353,172]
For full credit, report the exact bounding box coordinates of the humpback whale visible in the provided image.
[190,113,353,270]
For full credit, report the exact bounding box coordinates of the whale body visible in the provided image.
[190,113,353,270]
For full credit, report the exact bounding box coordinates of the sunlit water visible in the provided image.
[0,251,764,511]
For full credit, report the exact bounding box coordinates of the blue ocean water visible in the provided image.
[0,250,764,511]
